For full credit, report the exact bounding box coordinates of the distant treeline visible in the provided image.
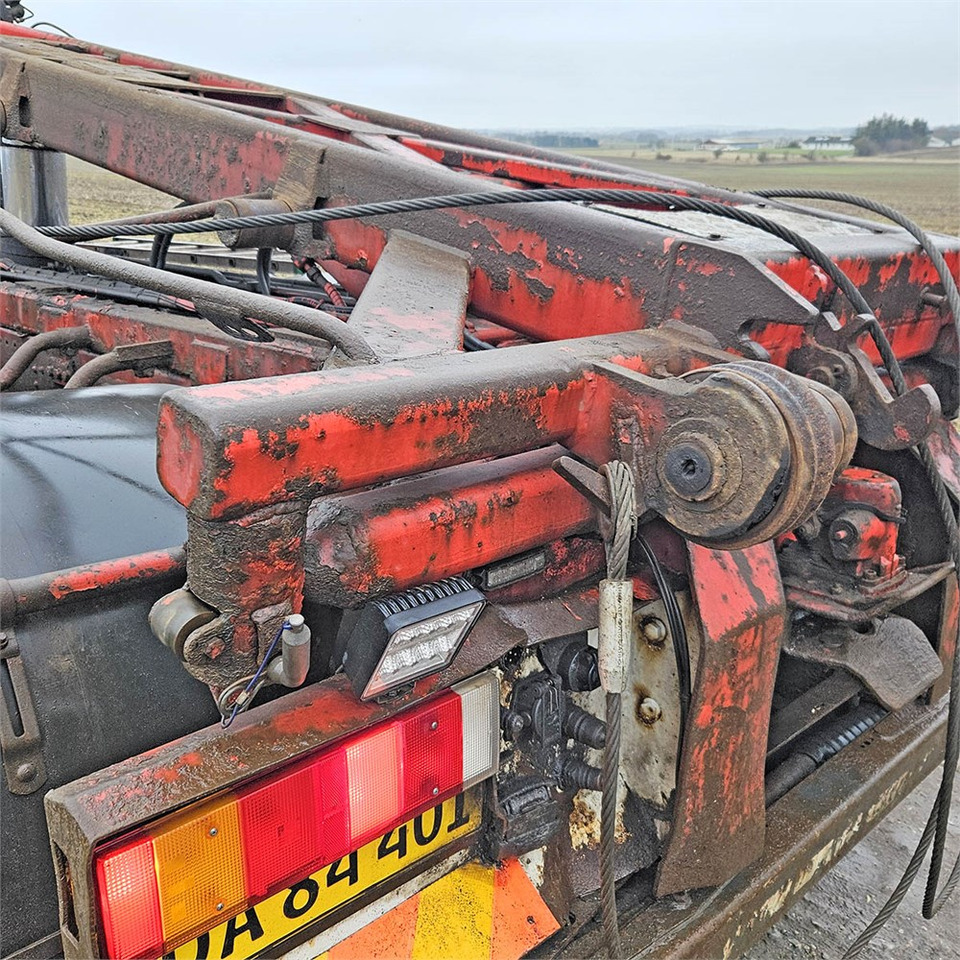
[853,115,929,155]
[508,132,600,148]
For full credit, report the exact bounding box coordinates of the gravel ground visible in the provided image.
[745,769,960,960]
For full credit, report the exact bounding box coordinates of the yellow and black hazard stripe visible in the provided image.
[317,858,559,960]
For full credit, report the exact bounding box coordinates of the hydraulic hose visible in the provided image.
[0,325,92,390]
[0,208,377,361]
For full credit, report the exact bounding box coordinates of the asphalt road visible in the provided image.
[745,768,960,960]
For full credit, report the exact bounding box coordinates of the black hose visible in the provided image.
[255,247,272,297]
[462,330,496,351]
[149,232,173,270]
[765,701,887,806]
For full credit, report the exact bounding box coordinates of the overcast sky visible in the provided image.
[24,0,960,131]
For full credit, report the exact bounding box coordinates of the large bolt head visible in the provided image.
[638,697,662,724]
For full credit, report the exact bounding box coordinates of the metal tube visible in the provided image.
[63,351,137,389]
[0,547,186,625]
[0,142,67,266]
[0,325,91,390]
[0,208,378,361]
[266,614,311,688]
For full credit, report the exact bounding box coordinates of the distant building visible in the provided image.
[803,136,854,150]
[699,138,766,151]
[928,137,948,148]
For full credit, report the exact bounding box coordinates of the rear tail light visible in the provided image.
[93,672,499,960]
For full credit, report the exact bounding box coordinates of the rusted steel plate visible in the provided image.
[332,230,471,362]
[655,541,786,896]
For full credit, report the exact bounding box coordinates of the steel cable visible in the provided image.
[599,460,635,960]
[748,188,960,352]
[17,176,960,943]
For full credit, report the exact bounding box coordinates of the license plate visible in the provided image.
[166,789,482,960]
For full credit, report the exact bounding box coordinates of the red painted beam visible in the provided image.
[656,540,786,895]
[304,446,594,604]
[155,330,694,520]
[0,284,328,385]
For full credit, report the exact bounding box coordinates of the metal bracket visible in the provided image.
[784,615,943,710]
[795,313,941,450]
[0,625,48,795]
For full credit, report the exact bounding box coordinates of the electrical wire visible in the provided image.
[221,620,288,728]
[23,19,75,36]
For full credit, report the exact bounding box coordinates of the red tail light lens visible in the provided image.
[92,671,499,959]
[95,837,163,960]
[237,761,324,900]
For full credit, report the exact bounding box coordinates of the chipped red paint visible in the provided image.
[44,550,184,601]
[0,285,327,385]
[446,210,650,340]
[400,137,701,197]
[155,334,671,518]
[656,540,786,896]
[823,468,903,580]
[2,548,186,623]
[305,448,594,604]
[926,419,960,501]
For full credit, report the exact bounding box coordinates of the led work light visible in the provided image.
[342,577,486,700]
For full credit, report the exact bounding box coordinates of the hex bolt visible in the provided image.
[501,707,528,740]
[640,617,667,645]
[664,443,714,497]
[15,762,36,784]
[638,697,662,724]
[807,365,837,389]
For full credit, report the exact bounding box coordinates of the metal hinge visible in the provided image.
[0,626,48,795]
